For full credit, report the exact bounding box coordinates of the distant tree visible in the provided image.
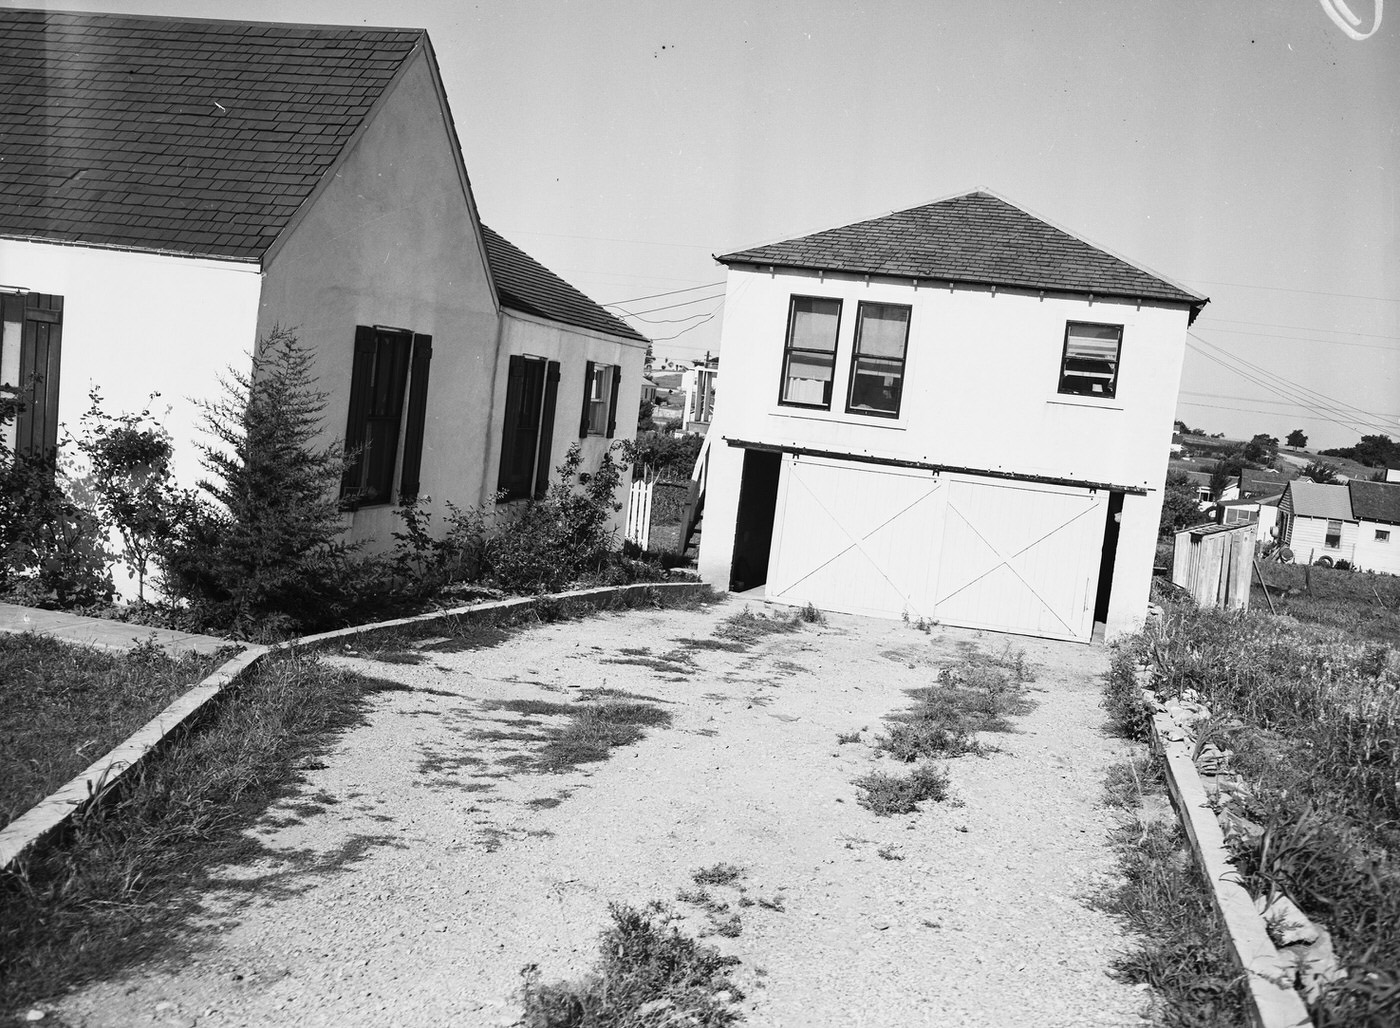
[1243,433,1279,466]
[1286,429,1308,449]
[637,398,655,432]
[1354,434,1398,468]
[1300,460,1341,484]
[1208,460,1236,501]
[1160,471,1203,535]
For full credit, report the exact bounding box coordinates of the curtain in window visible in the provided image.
[1060,323,1121,397]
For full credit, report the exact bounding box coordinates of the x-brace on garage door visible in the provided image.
[765,456,1107,642]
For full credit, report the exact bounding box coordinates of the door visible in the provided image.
[766,455,944,619]
[934,476,1106,641]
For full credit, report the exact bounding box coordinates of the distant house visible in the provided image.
[698,189,1207,641]
[1181,470,1237,509]
[1348,480,1400,575]
[0,9,644,553]
[681,360,718,435]
[1279,480,1356,566]
[1238,468,1285,500]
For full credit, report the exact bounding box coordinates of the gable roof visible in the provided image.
[480,225,648,344]
[717,190,1207,319]
[1285,479,1353,520]
[0,9,425,261]
[1239,468,1285,498]
[1348,480,1400,526]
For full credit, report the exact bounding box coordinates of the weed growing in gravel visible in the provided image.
[519,902,744,1028]
[710,912,743,938]
[0,652,404,1011]
[877,844,905,861]
[853,763,950,816]
[693,863,745,887]
[479,696,674,775]
[797,602,825,625]
[713,606,806,644]
[756,895,785,912]
[836,730,863,745]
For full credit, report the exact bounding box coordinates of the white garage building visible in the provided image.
[696,191,1206,642]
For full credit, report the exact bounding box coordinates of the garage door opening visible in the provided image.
[730,449,781,592]
[1093,491,1124,629]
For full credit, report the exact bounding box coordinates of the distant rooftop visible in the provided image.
[480,225,648,344]
[1349,479,1400,526]
[718,190,1207,319]
[1285,479,1353,520]
[0,8,425,260]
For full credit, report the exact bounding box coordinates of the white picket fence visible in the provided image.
[625,478,654,550]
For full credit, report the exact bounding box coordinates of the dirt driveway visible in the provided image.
[50,596,1147,1028]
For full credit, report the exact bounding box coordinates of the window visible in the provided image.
[1325,519,1342,549]
[1,291,63,459]
[581,362,619,436]
[1377,529,1391,543]
[340,325,432,507]
[779,296,841,408]
[846,302,910,417]
[498,355,560,501]
[1059,322,1122,399]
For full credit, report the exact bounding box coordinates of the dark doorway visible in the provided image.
[1093,491,1125,625]
[729,449,782,592]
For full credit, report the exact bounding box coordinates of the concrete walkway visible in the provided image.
[0,603,232,656]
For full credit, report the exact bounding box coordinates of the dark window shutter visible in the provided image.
[398,333,433,503]
[340,325,377,500]
[606,367,621,438]
[534,360,560,498]
[14,294,63,459]
[497,354,525,495]
[580,360,595,437]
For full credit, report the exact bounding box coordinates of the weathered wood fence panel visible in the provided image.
[1173,522,1257,610]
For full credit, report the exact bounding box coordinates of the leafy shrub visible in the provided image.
[160,328,359,636]
[621,430,704,481]
[853,763,949,815]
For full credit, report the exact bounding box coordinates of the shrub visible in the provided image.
[160,328,358,635]
[621,430,703,481]
[853,763,949,816]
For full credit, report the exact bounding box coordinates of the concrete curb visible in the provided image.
[0,580,710,873]
[1144,688,1313,1028]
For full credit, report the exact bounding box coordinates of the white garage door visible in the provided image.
[765,456,1106,642]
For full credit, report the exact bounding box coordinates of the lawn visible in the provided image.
[0,635,223,827]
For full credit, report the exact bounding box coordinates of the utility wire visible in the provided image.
[647,311,721,342]
[1192,280,1400,304]
[610,292,726,317]
[1190,323,1399,353]
[603,280,726,307]
[1195,315,1399,341]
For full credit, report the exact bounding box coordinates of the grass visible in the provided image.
[0,651,407,1013]
[693,862,745,887]
[481,697,673,775]
[1106,580,1400,1026]
[1250,562,1400,642]
[519,902,744,1028]
[0,635,224,827]
[713,606,806,644]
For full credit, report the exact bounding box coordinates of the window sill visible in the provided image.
[769,407,908,430]
[1046,396,1124,412]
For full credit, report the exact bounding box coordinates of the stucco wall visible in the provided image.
[490,310,647,536]
[0,238,261,487]
[255,48,499,551]
[700,265,1193,638]
[1354,522,1400,575]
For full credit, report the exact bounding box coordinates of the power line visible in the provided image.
[1190,323,1400,353]
[648,311,721,342]
[623,300,725,326]
[611,292,726,317]
[1195,315,1399,341]
[603,280,726,307]
[1176,399,1397,425]
[1193,279,1400,304]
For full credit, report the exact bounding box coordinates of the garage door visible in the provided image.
[765,456,1106,641]
[766,457,944,620]
[934,477,1106,641]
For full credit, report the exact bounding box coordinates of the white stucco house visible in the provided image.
[0,9,645,553]
[697,190,1208,642]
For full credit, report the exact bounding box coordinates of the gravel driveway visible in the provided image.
[48,596,1148,1028]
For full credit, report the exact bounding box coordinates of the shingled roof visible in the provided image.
[480,225,648,344]
[1348,480,1400,526]
[717,191,1207,318]
[0,9,425,261]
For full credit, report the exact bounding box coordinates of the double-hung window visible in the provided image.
[581,361,619,437]
[846,302,911,417]
[1377,529,1391,543]
[1325,520,1342,549]
[779,296,841,408]
[341,325,433,507]
[1059,322,1122,399]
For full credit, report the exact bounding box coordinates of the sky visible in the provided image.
[7,0,1398,451]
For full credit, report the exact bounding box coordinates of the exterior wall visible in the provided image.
[489,310,647,536]
[1354,521,1400,575]
[256,48,499,551]
[0,238,261,487]
[1288,515,1358,565]
[700,265,1193,638]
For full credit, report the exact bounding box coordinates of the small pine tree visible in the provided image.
[162,327,352,633]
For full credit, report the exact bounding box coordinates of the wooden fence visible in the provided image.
[1172,521,1258,611]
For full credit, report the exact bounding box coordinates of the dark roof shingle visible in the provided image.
[480,225,648,344]
[717,190,1206,313]
[1348,480,1400,525]
[0,9,423,260]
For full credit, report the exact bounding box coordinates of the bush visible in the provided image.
[160,328,358,635]
[622,430,703,481]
